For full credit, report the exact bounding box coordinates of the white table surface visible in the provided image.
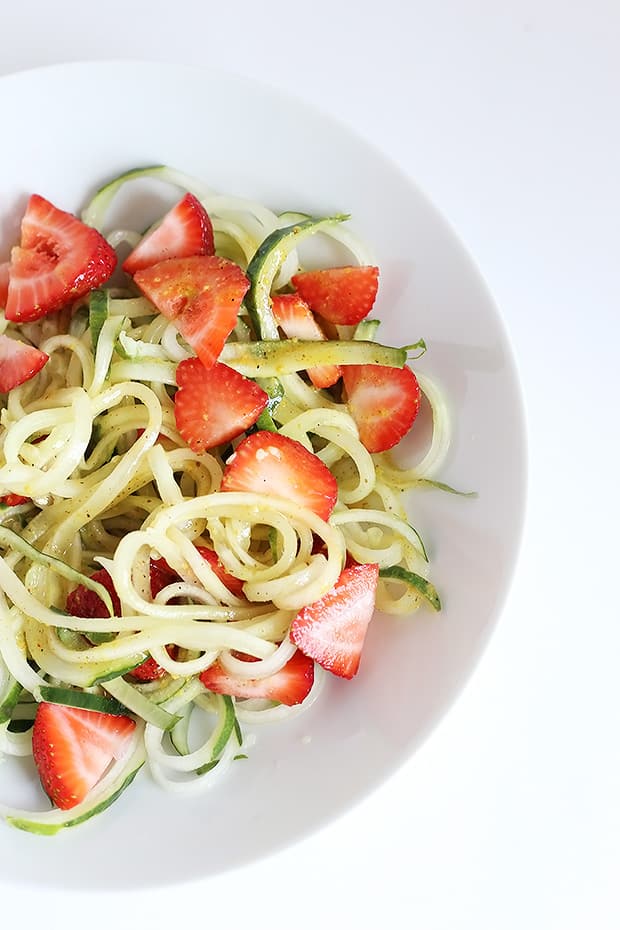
[2,2,618,927]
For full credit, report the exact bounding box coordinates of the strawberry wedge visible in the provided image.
[291,265,379,325]
[32,702,136,810]
[5,194,117,323]
[174,357,268,452]
[0,261,9,308]
[0,333,49,393]
[123,193,215,274]
[272,293,341,389]
[134,255,249,369]
[200,649,314,706]
[290,562,379,679]
[220,431,338,521]
[342,363,421,453]
[66,566,169,682]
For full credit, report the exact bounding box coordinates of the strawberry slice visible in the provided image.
[5,194,117,323]
[32,702,136,810]
[272,293,341,389]
[291,265,379,326]
[0,334,49,393]
[290,562,378,679]
[134,256,249,369]
[174,357,267,452]
[0,493,31,507]
[0,261,9,308]
[195,546,246,599]
[123,193,215,275]
[199,649,314,705]
[66,567,168,682]
[65,567,122,618]
[342,363,421,453]
[220,431,338,521]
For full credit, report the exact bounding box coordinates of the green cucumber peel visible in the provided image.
[0,677,22,725]
[104,676,181,731]
[6,758,144,835]
[353,319,381,342]
[38,685,128,717]
[245,215,349,340]
[89,289,109,350]
[81,165,211,231]
[414,478,478,498]
[379,565,441,611]
[404,338,427,359]
[195,695,237,775]
[7,718,34,733]
[0,526,115,618]
[220,339,406,378]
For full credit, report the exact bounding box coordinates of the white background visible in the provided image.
[2,1,618,927]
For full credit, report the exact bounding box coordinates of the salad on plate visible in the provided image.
[0,166,454,833]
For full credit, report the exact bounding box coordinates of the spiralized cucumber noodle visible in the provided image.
[0,166,452,829]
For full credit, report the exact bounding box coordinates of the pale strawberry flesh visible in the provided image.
[123,193,215,274]
[32,702,136,810]
[220,431,338,521]
[290,562,379,679]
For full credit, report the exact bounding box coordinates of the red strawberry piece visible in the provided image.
[122,193,215,275]
[32,702,136,810]
[66,567,169,682]
[5,194,117,323]
[149,557,180,598]
[271,293,341,389]
[290,562,379,679]
[65,568,121,618]
[291,265,379,326]
[0,261,9,308]
[0,333,49,393]
[220,431,338,521]
[134,256,249,369]
[196,546,246,599]
[174,358,267,452]
[342,363,421,453]
[200,649,314,706]
[0,493,31,507]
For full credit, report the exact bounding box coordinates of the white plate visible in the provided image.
[0,60,526,890]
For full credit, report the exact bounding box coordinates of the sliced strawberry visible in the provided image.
[291,265,379,326]
[32,702,136,810]
[149,557,180,598]
[5,194,117,323]
[134,256,249,369]
[199,649,314,706]
[290,562,378,679]
[65,568,121,618]
[174,358,267,452]
[66,567,168,682]
[0,333,49,393]
[220,431,338,521]
[123,193,214,275]
[0,493,31,507]
[342,363,421,453]
[196,546,246,599]
[272,293,341,389]
[0,261,9,308]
